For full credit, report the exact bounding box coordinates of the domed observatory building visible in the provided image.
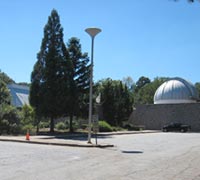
[129,77,200,131]
[154,78,199,104]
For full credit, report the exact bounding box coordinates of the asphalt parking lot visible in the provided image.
[0,132,200,180]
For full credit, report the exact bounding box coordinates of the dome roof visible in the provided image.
[154,78,199,104]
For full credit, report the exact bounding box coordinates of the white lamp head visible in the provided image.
[85,27,101,38]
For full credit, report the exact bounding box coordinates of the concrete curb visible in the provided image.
[0,130,159,148]
[0,138,114,148]
[97,130,160,136]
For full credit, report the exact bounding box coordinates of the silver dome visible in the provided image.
[154,78,199,104]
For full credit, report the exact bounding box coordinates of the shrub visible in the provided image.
[0,119,9,134]
[55,122,67,130]
[21,105,35,126]
[39,121,49,129]
[98,120,113,132]
[112,126,125,132]
[124,124,143,131]
[21,124,34,134]
[10,123,21,135]
[0,104,21,134]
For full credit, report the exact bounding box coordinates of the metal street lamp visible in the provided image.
[85,27,101,143]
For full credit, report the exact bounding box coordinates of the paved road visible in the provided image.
[1,132,200,180]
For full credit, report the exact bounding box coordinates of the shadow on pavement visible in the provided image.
[121,150,143,154]
[37,132,114,141]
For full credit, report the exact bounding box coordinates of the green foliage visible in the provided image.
[30,9,68,133]
[98,120,113,132]
[135,76,151,93]
[95,78,133,126]
[39,121,50,129]
[21,124,34,134]
[21,105,34,124]
[0,104,21,134]
[112,126,125,131]
[30,10,90,133]
[124,124,143,131]
[18,82,30,86]
[0,80,11,105]
[55,122,67,130]
[134,77,168,105]
[66,37,90,132]
[0,103,36,135]
[0,70,15,84]
[20,105,35,132]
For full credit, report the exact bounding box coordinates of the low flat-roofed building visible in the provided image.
[7,84,29,107]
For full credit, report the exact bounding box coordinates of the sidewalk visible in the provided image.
[0,130,159,148]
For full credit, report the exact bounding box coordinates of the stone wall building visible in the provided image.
[129,78,200,131]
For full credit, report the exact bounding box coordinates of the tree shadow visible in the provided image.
[38,131,114,141]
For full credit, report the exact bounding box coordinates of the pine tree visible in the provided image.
[30,9,68,133]
[66,37,90,132]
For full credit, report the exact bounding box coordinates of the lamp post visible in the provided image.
[85,27,101,143]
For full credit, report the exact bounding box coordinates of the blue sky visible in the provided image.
[0,0,200,84]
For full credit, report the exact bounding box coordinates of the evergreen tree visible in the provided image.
[99,79,115,125]
[30,9,68,133]
[0,70,15,84]
[66,37,90,132]
[96,78,133,126]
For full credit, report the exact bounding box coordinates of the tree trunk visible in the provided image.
[69,114,73,133]
[36,123,39,134]
[36,116,40,135]
[50,116,54,133]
